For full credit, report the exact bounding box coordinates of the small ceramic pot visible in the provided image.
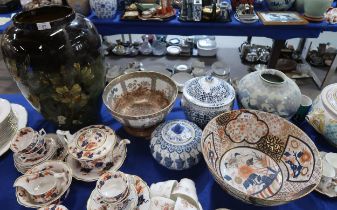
[57,125,118,169]
[89,0,117,18]
[265,0,295,11]
[67,0,90,16]
[304,0,333,19]
[150,120,203,170]
[307,83,337,147]
[237,69,301,119]
[11,127,46,154]
[96,171,129,203]
[182,76,235,128]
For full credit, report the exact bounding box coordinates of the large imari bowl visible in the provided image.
[201,110,322,206]
[103,71,178,138]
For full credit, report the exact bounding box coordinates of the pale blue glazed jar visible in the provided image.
[237,69,301,119]
[89,0,117,18]
[150,120,202,170]
[266,0,295,11]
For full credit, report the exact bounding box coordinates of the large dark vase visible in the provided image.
[1,6,106,129]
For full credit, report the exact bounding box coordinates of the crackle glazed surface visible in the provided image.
[103,71,178,129]
[201,110,322,206]
[307,84,337,147]
[238,69,301,119]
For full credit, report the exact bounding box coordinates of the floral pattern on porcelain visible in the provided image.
[182,76,235,128]
[201,110,322,206]
[89,0,117,18]
[150,120,202,170]
[238,69,301,119]
[307,84,337,147]
[265,0,295,11]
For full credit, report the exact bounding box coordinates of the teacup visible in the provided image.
[14,170,63,203]
[150,180,178,199]
[150,196,175,210]
[174,197,198,210]
[11,127,47,155]
[96,171,130,204]
[171,178,199,207]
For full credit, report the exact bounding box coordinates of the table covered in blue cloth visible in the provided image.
[1,94,337,210]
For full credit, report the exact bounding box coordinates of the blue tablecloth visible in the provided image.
[1,94,337,210]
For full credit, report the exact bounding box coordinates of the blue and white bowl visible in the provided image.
[266,0,295,11]
[150,120,202,170]
[89,0,117,18]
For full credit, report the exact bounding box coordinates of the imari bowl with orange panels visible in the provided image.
[201,110,322,206]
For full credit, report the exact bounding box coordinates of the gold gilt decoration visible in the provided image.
[257,135,287,161]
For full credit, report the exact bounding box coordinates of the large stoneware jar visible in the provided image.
[237,69,301,119]
[1,6,106,129]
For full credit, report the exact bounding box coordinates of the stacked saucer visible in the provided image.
[14,161,72,208]
[0,98,27,156]
[11,127,67,174]
[87,171,150,210]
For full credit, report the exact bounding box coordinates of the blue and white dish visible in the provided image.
[265,0,295,11]
[89,0,117,18]
[150,120,202,170]
[181,76,235,128]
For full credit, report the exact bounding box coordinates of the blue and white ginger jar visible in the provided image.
[150,120,203,170]
[89,0,117,18]
[266,0,295,11]
[182,76,235,128]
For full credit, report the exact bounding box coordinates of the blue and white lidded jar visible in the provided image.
[89,0,117,18]
[182,75,236,128]
[150,120,202,170]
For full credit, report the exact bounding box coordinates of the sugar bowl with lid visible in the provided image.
[57,125,127,171]
[181,75,235,128]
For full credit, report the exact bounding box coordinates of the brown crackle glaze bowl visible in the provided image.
[103,71,178,138]
[201,109,322,206]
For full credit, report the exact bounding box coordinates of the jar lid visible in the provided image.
[183,76,235,108]
[68,125,116,161]
[322,83,337,116]
[150,120,202,170]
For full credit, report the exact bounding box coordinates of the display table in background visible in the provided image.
[0,94,337,210]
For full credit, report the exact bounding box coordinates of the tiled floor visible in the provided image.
[1,45,336,99]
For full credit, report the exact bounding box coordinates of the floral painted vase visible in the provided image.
[307,84,337,147]
[1,6,105,129]
[237,69,301,119]
[89,0,117,19]
[67,0,91,16]
[265,0,295,11]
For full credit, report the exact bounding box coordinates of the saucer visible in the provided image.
[66,137,127,182]
[0,103,28,156]
[87,185,137,210]
[129,175,151,210]
[16,161,72,208]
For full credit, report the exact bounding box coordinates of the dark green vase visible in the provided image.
[1,5,106,130]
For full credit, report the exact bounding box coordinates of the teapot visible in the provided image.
[57,125,128,170]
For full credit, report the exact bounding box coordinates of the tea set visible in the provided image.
[87,171,151,210]
[11,127,67,173]
[58,125,130,182]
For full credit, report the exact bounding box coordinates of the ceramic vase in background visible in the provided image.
[265,0,295,11]
[67,0,91,16]
[1,6,106,130]
[89,0,117,18]
[295,0,304,13]
[304,0,333,20]
[237,69,301,119]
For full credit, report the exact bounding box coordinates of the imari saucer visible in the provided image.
[15,161,72,208]
[0,103,28,156]
[65,138,127,182]
[129,175,151,210]
[87,185,138,210]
